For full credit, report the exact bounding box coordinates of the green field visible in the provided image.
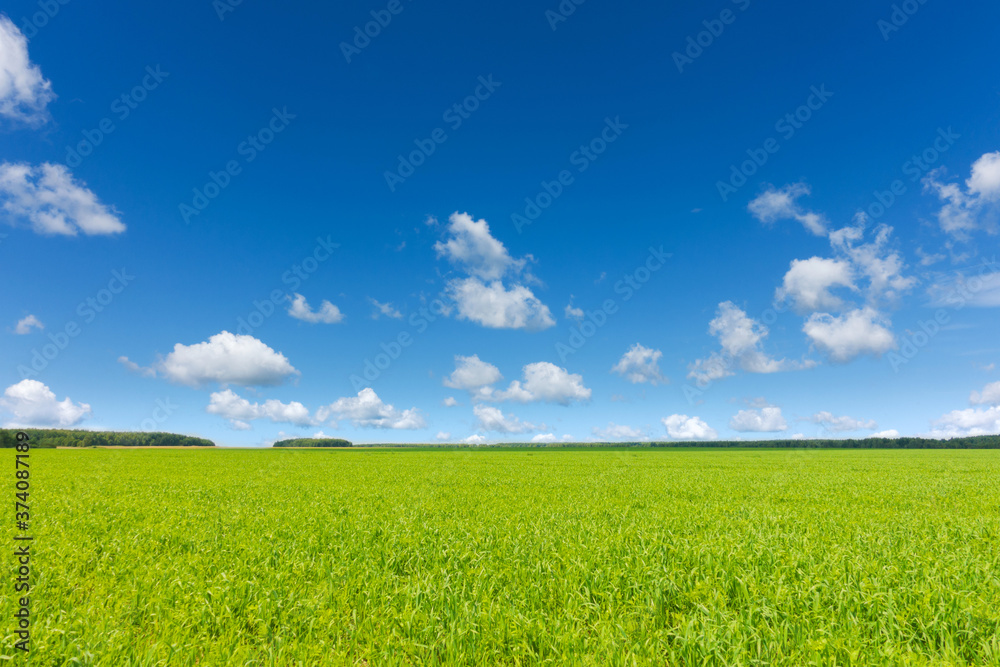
[3,449,1000,665]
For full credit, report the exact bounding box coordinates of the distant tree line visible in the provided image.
[0,429,215,448]
[273,438,353,448]
[360,435,1000,449]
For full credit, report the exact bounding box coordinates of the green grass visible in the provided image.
[3,448,1000,665]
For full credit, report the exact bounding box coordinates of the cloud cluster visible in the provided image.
[611,344,667,385]
[662,414,717,440]
[287,293,344,324]
[729,407,787,432]
[592,422,647,440]
[928,381,1000,437]
[207,389,313,428]
[1,380,90,427]
[0,162,126,236]
[472,404,536,433]
[0,16,54,126]
[436,212,554,330]
[444,356,591,405]
[121,331,300,387]
[924,152,1000,237]
[688,302,814,385]
[316,388,425,429]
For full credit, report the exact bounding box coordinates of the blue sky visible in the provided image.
[2,0,999,445]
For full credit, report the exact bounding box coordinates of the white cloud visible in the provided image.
[472,404,536,433]
[928,406,1000,437]
[287,293,344,324]
[447,278,555,330]
[0,162,125,235]
[434,212,523,280]
[748,183,827,235]
[688,302,815,385]
[662,414,717,440]
[564,297,584,321]
[316,388,425,429]
[496,362,591,405]
[971,381,1000,406]
[206,389,313,428]
[869,429,899,438]
[435,431,451,441]
[442,396,458,407]
[803,307,896,362]
[0,16,54,125]
[14,314,42,334]
[806,411,877,432]
[925,266,1000,309]
[611,344,667,385]
[1,379,90,427]
[729,407,787,432]
[830,223,916,304]
[369,298,402,320]
[117,355,156,378]
[443,355,503,397]
[132,331,300,387]
[592,422,647,440]
[923,152,1000,237]
[531,433,574,443]
[775,257,855,313]
[462,434,487,445]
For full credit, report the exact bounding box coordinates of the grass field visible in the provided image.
[3,448,1000,665]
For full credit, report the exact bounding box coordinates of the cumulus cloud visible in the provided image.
[662,414,717,440]
[611,344,667,385]
[472,404,536,433]
[443,355,503,398]
[434,211,554,331]
[806,411,877,432]
[0,16,54,125]
[729,407,787,432]
[287,293,344,324]
[442,396,458,407]
[803,307,896,362]
[447,278,555,330]
[970,381,1000,406]
[748,183,827,235]
[316,388,425,429]
[445,357,590,405]
[124,331,300,387]
[592,423,647,440]
[434,212,524,280]
[923,152,1000,237]
[928,406,1000,438]
[869,429,899,438]
[0,162,125,236]
[688,302,815,385]
[369,298,402,320]
[829,222,916,304]
[206,389,314,428]
[462,434,487,445]
[775,257,855,313]
[13,314,42,334]
[1,380,90,427]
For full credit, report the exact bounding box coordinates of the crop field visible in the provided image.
[2,448,1000,665]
